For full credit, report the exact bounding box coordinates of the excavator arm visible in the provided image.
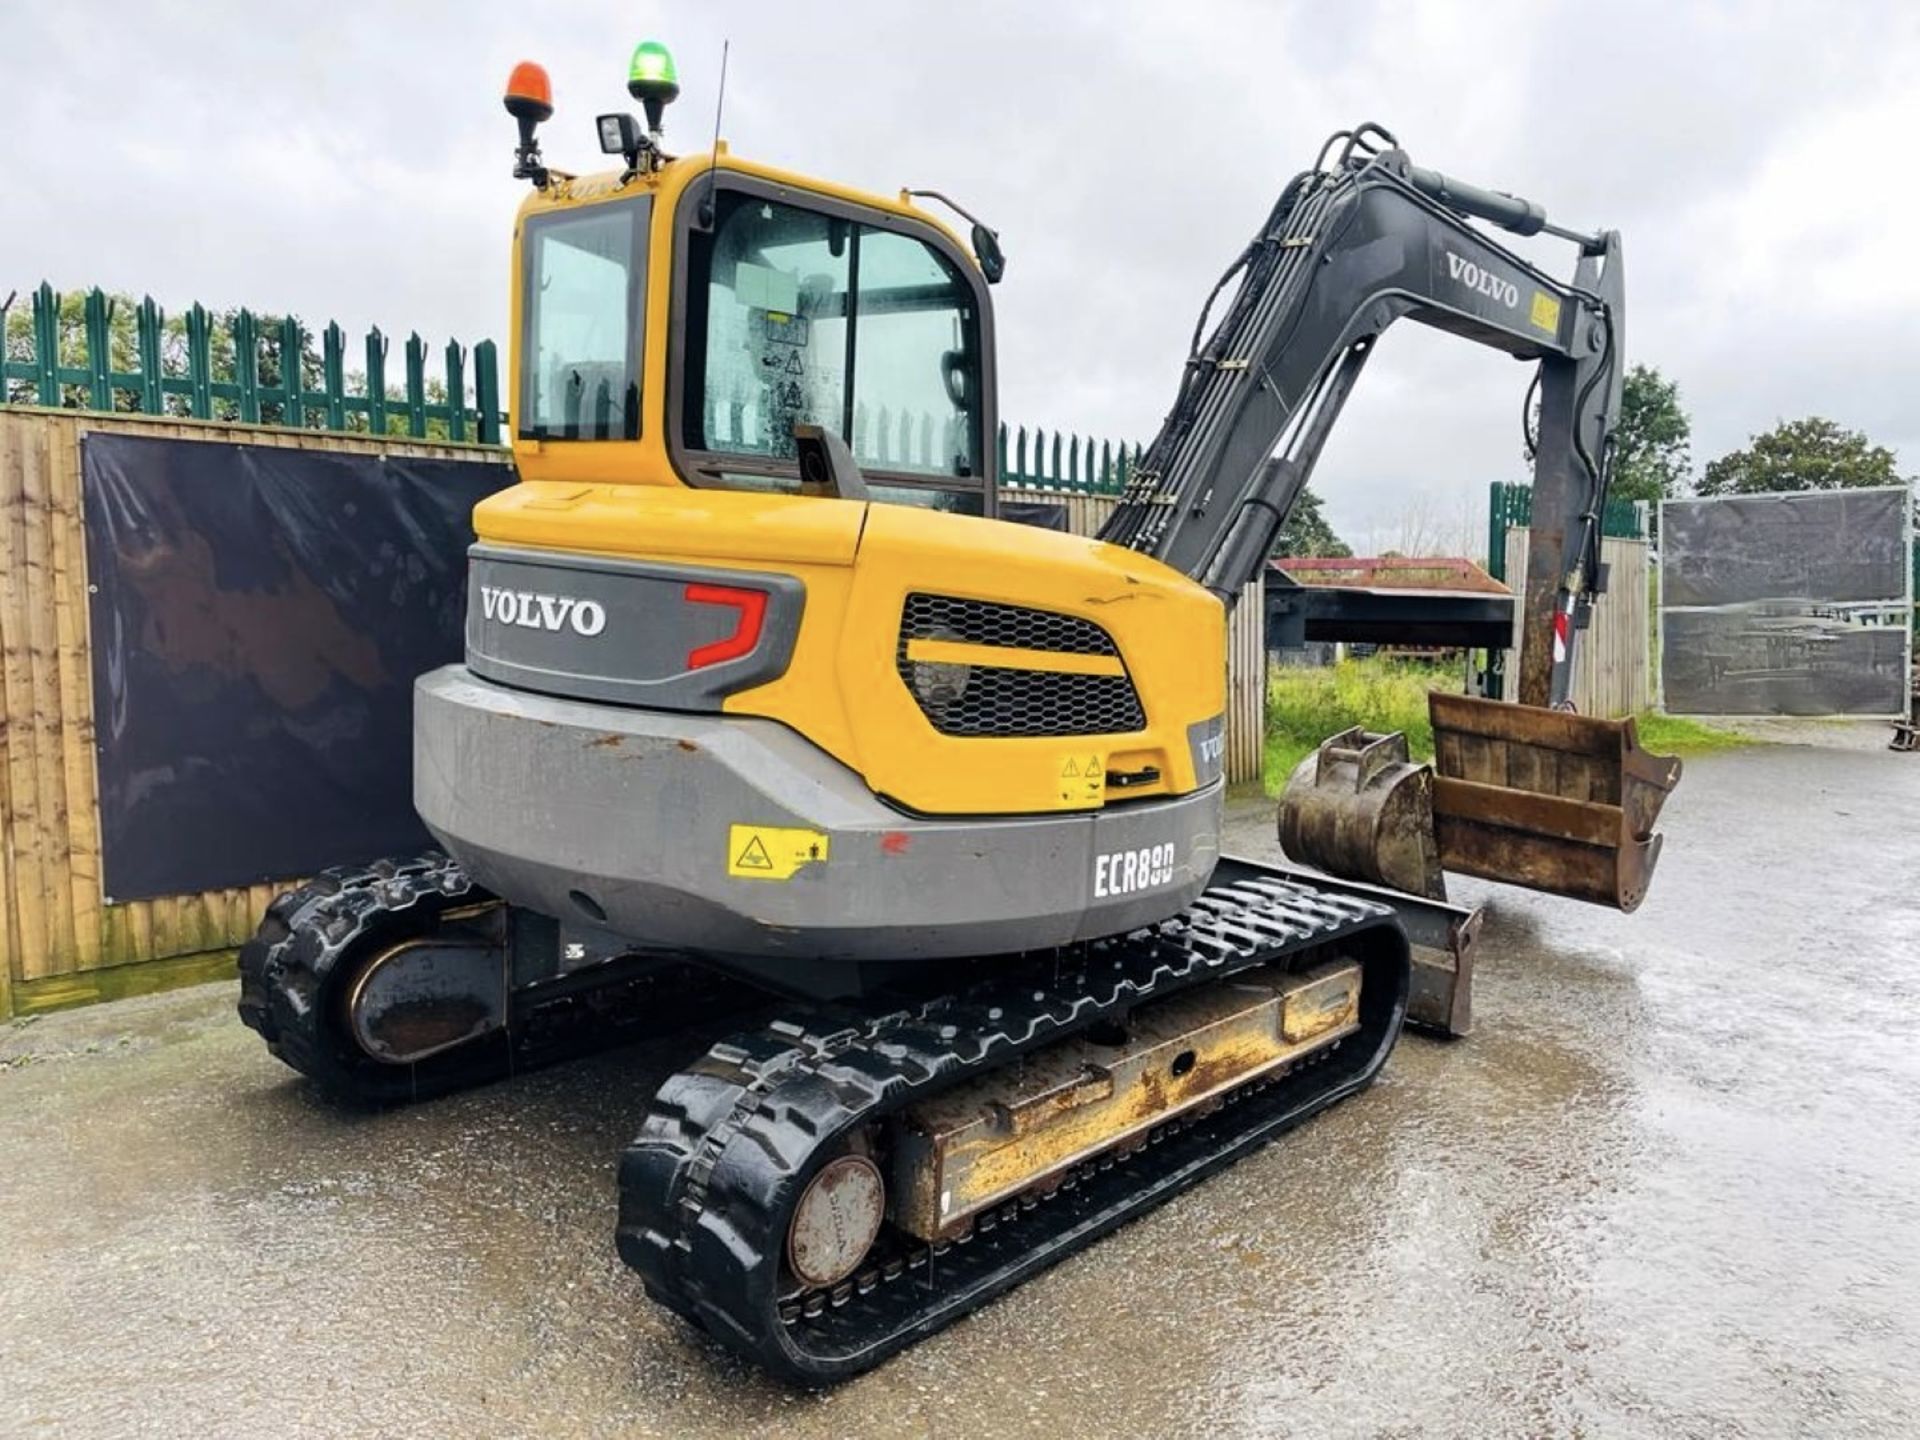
[1109,124,1679,913]
[1100,123,1621,709]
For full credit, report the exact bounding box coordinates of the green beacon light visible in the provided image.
[627,40,680,136]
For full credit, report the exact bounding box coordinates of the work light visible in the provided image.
[598,112,644,161]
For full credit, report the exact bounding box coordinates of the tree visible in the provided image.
[1698,416,1908,496]
[1273,485,1352,559]
[1610,364,1692,504]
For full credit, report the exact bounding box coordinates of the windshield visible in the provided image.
[520,197,649,440]
[681,189,985,504]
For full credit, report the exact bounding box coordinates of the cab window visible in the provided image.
[520,198,649,440]
[851,228,978,479]
[682,189,984,505]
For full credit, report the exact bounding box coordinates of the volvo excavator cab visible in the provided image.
[240,43,1677,1384]
[431,70,1239,988]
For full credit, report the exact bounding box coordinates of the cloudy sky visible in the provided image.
[6,1,1915,547]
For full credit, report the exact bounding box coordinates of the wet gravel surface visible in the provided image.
[2,737,1917,1438]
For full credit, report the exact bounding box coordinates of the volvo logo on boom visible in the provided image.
[1445,251,1519,309]
[478,585,607,637]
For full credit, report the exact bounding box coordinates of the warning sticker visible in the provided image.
[727,824,831,881]
[1529,290,1562,335]
[1057,752,1105,806]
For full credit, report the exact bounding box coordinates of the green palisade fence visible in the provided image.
[1,282,502,443]
[995,423,1141,496]
[1485,479,1649,582]
[6,281,1159,487]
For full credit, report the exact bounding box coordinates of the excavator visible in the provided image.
[238,40,1681,1383]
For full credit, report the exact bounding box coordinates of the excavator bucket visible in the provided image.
[1276,728,1445,900]
[1427,692,1681,912]
[1275,730,1475,1037]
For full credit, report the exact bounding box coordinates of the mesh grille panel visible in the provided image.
[899,594,1117,656]
[897,594,1145,737]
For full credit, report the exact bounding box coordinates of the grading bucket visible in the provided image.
[1427,692,1681,912]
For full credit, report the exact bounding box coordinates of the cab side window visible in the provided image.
[684,190,984,503]
[848,229,977,479]
[693,198,850,461]
[521,199,648,440]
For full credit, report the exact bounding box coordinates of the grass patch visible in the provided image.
[1264,659,1447,794]
[1263,657,1753,795]
[1630,710,1751,755]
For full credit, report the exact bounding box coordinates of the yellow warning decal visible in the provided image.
[1057,752,1106,806]
[1530,290,1562,334]
[727,824,830,881]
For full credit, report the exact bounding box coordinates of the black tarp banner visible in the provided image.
[1000,501,1069,532]
[82,433,508,901]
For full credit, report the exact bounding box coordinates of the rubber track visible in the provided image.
[237,853,511,1104]
[616,871,1411,1385]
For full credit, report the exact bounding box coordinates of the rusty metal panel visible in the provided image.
[890,961,1360,1241]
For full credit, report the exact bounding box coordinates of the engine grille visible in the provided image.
[896,594,1146,738]
[899,594,1117,656]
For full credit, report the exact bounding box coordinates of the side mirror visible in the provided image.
[793,424,869,501]
[940,349,971,410]
[970,223,1006,284]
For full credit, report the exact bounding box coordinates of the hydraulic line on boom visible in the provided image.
[1098,122,1677,912]
[1103,121,1620,713]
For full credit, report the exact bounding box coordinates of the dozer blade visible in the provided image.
[1427,692,1682,912]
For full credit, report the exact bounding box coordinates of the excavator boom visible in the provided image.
[1103,123,1676,910]
[1102,123,1618,709]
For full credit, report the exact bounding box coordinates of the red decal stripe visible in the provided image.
[685,584,768,669]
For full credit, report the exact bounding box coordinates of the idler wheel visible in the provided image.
[786,1152,886,1290]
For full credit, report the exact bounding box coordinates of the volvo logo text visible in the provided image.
[478,586,607,637]
[1445,252,1519,309]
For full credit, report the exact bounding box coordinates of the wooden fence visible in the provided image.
[1501,529,1651,717]
[0,407,506,1016]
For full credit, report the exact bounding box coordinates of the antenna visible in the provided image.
[698,39,730,229]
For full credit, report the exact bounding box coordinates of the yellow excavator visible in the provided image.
[238,41,1680,1382]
